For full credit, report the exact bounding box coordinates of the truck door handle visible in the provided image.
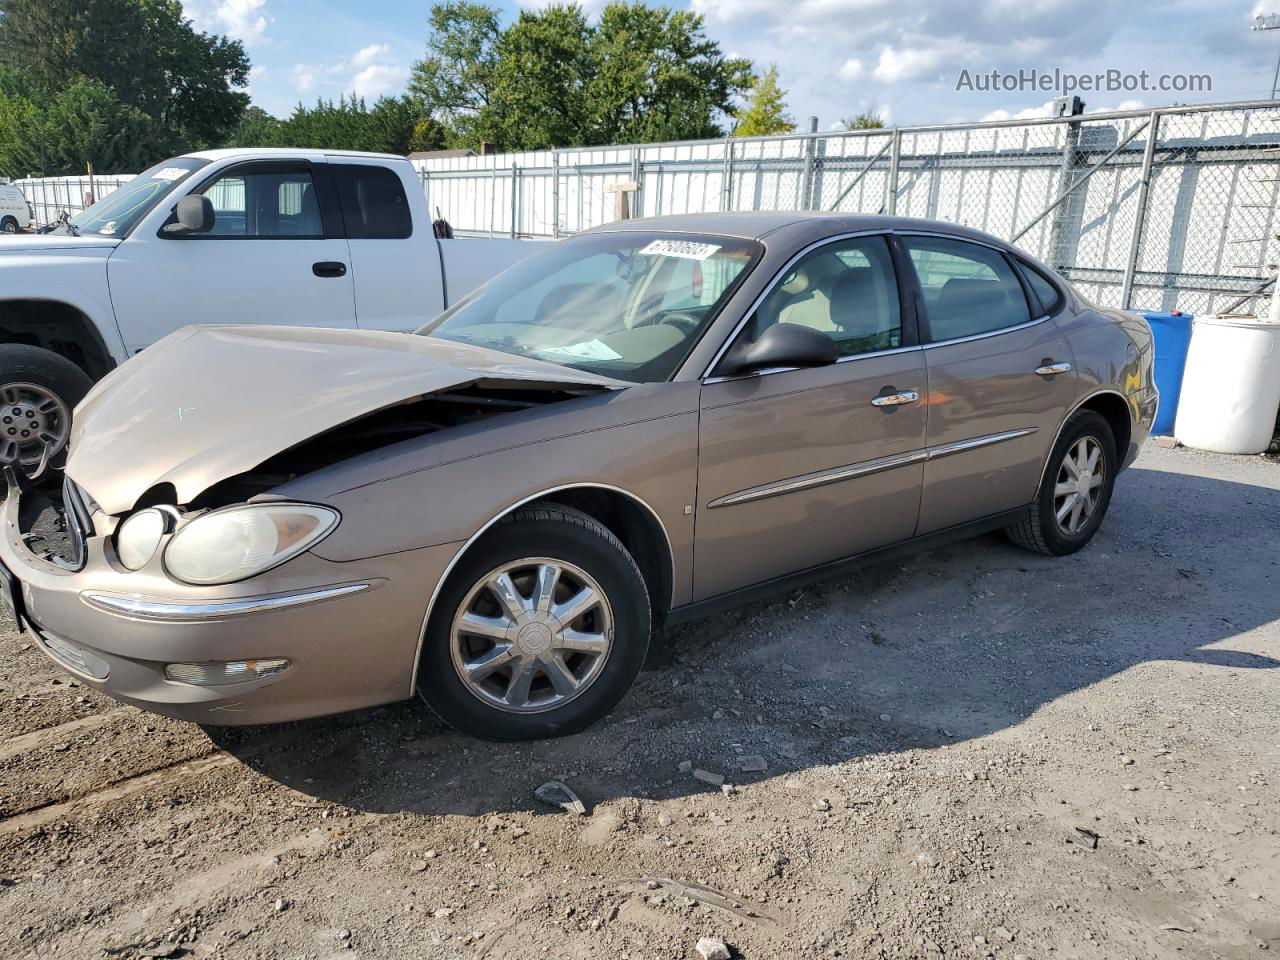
[871,389,919,407]
[312,261,347,278]
[1035,361,1071,377]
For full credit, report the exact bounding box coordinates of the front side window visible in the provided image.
[69,156,209,237]
[332,164,412,239]
[421,232,760,382]
[751,235,902,357]
[199,165,323,238]
[903,237,1031,341]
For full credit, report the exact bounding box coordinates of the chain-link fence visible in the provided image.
[416,100,1280,316]
[9,174,132,228]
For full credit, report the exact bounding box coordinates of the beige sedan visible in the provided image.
[0,213,1156,740]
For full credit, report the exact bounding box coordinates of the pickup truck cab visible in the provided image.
[0,149,534,465]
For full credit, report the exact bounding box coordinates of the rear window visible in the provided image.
[332,164,412,239]
[1018,259,1064,315]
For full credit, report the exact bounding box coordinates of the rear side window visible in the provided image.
[902,237,1031,342]
[332,164,412,239]
[1017,259,1063,315]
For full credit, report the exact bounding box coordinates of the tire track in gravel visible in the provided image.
[0,706,132,762]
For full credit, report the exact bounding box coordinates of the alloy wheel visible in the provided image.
[450,557,614,714]
[1053,435,1105,535]
[0,382,70,465]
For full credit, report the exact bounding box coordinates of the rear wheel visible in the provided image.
[0,344,92,466]
[417,505,651,740]
[0,217,17,234]
[1006,410,1117,556]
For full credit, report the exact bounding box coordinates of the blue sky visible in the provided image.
[182,0,1280,131]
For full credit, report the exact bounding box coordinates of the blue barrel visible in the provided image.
[1144,311,1194,436]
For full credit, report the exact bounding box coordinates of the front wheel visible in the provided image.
[417,505,651,741]
[1006,410,1117,556]
[0,344,93,466]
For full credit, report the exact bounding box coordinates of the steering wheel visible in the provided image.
[633,311,701,335]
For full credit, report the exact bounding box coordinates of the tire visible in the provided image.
[417,505,651,741]
[1006,410,1117,556]
[0,218,17,234]
[0,343,94,466]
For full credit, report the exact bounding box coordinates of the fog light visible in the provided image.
[164,658,289,685]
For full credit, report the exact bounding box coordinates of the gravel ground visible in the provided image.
[0,441,1277,960]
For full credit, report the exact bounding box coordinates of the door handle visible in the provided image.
[871,390,919,407]
[1035,361,1071,377]
[312,261,347,278]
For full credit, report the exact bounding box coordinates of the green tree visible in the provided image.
[409,1,753,152]
[266,96,426,155]
[0,0,249,166]
[841,111,885,130]
[408,1,502,148]
[0,79,165,177]
[732,64,794,137]
[224,106,283,148]
[408,116,449,153]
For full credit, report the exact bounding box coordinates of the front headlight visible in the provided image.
[116,508,171,571]
[163,503,339,586]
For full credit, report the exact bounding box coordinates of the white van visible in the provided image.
[0,184,33,233]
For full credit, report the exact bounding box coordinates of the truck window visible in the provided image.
[199,165,323,238]
[332,164,412,239]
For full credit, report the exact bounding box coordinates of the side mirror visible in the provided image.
[163,195,215,236]
[718,321,839,377]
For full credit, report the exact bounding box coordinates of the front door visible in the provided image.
[107,160,356,355]
[694,234,927,600]
[898,234,1079,534]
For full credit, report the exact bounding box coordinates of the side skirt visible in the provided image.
[665,506,1032,627]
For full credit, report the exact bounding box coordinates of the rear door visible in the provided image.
[900,234,1078,535]
[329,159,444,330]
[694,234,928,600]
[107,159,356,354]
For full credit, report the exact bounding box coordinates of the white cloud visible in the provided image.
[291,65,316,94]
[838,58,865,82]
[352,62,410,99]
[183,0,268,45]
[872,44,965,84]
[351,44,391,70]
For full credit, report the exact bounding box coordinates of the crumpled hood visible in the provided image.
[0,234,119,254]
[67,325,618,515]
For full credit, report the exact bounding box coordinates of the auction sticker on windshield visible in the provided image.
[151,167,190,181]
[639,239,722,260]
[538,339,623,362]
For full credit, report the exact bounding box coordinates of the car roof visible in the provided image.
[184,148,408,163]
[586,211,1019,249]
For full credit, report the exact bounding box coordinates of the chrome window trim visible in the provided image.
[408,482,677,698]
[702,343,924,385]
[708,428,1038,509]
[920,314,1052,350]
[81,582,371,621]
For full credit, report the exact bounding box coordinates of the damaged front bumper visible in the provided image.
[0,473,456,725]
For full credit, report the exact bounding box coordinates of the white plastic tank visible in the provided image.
[1174,305,1280,455]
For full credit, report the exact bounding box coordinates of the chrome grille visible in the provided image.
[60,475,92,570]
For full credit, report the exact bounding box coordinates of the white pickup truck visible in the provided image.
[0,148,536,465]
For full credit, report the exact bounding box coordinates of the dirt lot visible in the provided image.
[1,442,1277,960]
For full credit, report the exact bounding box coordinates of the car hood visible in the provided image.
[66,325,620,515]
[0,234,119,254]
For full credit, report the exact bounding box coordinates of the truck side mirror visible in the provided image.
[163,195,215,236]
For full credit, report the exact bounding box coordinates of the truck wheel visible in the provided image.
[417,504,651,741]
[0,344,93,466]
[0,218,17,234]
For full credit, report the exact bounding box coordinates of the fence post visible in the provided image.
[631,146,643,220]
[1120,110,1161,309]
[510,162,519,238]
[420,168,430,222]
[551,151,561,239]
[721,137,734,211]
[884,128,902,214]
[800,117,818,209]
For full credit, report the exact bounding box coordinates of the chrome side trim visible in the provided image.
[926,428,1039,461]
[702,344,922,386]
[81,582,371,621]
[920,315,1051,350]
[408,482,678,698]
[707,428,1038,510]
[708,449,928,508]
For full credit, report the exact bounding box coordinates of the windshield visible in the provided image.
[69,156,210,238]
[420,231,761,382]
